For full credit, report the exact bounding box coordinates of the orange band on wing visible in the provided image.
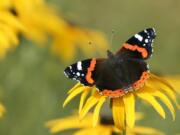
[123,43,148,58]
[100,71,149,98]
[101,89,126,98]
[132,71,149,89]
[85,58,96,84]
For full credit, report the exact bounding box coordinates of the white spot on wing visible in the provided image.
[147,64,150,69]
[77,61,82,70]
[76,72,80,76]
[135,34,143,41]
[145,39,149,43]
[64,71,68,77]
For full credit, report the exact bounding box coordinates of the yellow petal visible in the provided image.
[79,89,90,114]
[73,126,112,135]
[91,87,98,95]
[0,103,6,118]
[150,73,175,92]
[143,85,175,120]
[112,98,125,129]
[80,92,101,120]
[151,90,175,120]
[147,78,180,108]
[123,93,135,128]
[0,11,25,31]
[63,86,85,107]
[0,23,19,45]
[136,92,165,119]
[0,30,10,47]
[93,96,106,127]
[133,126,165,135]
[46,114,92,133]
[73,128,93,135]
[68,82,82,94]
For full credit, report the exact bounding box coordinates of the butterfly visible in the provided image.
[64,28,156,98]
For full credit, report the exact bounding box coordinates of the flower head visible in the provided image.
[46,112,164,135]
[63,73,179,130]
[0,0,108,60]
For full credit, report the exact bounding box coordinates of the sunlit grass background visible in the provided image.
[0,0,180,134]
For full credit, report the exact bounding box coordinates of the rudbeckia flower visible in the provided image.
[0,103,6,118]
[63,28,179,130]
[63,73,179,130]
[46,112,164,135]
[0,0,108,60]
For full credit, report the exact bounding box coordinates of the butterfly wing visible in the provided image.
[64,28,156,98]
[116,28,156,59]
[64,58,105,86]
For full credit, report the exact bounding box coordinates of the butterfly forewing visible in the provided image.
[116,28,156,59]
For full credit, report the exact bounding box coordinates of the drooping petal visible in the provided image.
[73,129,91,135]
[79,89,90,114]
[68,82,82,94]
[150,73,175,92]
[112,98,125,129]
[73,126,112,135]
[80,92,101,119]
[164,75,180,92]
[63,86,85,107]
[151,90,175,120]
[0,11,25,30]
[46,114,92,133]
[141,85,175,120]
[136,92,165,119]
[0,103,6,118]
[93,96,106,127]
[147,78,180,108]
[132,126,165,135]
[123,93,135,128]
[0,23,19,45]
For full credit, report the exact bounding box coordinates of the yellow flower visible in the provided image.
[0,0,108,60]
[63,73,179,130]
[0,103,6,118]
[46,113,164,135]
[0,9,24,58]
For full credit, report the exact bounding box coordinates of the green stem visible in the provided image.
[122,129,126,135]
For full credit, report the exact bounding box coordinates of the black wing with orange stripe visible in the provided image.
[116,28,156,59]
[64,58,105,86]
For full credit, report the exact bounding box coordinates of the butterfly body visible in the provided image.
[64,28,156,98]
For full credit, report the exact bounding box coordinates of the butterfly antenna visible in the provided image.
[110,29,115,45]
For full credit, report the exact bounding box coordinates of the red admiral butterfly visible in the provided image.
[64,28,156,98]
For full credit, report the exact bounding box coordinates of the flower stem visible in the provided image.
[122,129,126,135]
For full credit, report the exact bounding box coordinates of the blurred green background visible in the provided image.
[0,0,180,134]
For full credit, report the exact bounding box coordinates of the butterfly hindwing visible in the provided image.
[117,28,156,59]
